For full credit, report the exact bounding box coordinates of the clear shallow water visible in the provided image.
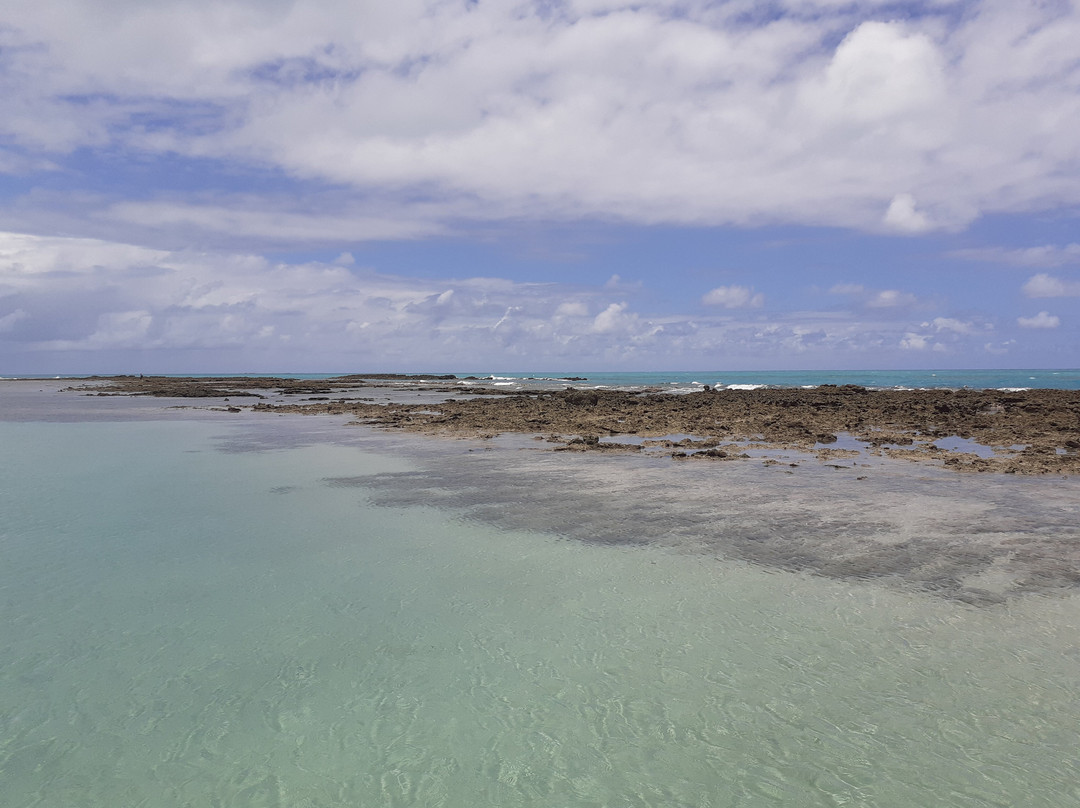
[3,416,1080,807]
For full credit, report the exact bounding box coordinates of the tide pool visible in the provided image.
[2,413,1079,807]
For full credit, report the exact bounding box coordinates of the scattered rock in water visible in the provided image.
[66,376,1080,476]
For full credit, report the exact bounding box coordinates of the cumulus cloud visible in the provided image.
[1022,273,1080,298]
[0,231,673,368]
[2,0,1079,240]
[591,303,632,333]
[702,285,764,309]
[5,230,1017,372]
[899,332,930,350]
[1017,311,1060,329]
[811,22,946,126]
[883,194,933,233]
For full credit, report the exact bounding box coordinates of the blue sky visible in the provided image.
[1,0,1078,373]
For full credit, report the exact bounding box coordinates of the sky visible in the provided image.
[1,0,1079,374]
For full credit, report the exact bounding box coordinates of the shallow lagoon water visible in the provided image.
[2,408,1080,807]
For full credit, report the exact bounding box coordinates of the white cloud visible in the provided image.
[1022,273,1080,298]
[927,317,979,335]
[8,229,1018,371]
[0,231,169,280]
[867,289,917,308]
[807,21,947,128]
[2,1,1079,238]
[984,341,1011,356]
[702,285,764,309]
[555,301,589,318]
[88,311,153,348]
[591,302,631,333]
[0,230,678,367]
[899,332,930,350]
[1017,311,1060,329]
[491,306,521,331]
[883,194,932,233]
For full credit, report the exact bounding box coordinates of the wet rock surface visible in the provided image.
[63,373,455,398]
[75,376,1080,475]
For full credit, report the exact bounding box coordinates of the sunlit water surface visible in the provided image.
[2,416,1079,807]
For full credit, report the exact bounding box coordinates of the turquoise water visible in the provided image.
[543,367,1080,390]
[9,368,1080,390]
[456,368,1080,392]
[3,412,1080,806]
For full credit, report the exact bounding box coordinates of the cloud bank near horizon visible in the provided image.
[0,230,1056,373]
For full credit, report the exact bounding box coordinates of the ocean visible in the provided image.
[9,368,1080,391]
[2,380,1080,806]
[457,368,1080,392]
